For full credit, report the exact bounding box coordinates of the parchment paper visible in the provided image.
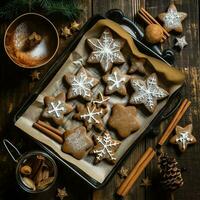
[15,19,185,183]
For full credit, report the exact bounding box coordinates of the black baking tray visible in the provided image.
[13,11,183,189]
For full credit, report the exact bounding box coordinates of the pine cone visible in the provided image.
[158,153,184,191]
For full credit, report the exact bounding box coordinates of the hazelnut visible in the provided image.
[20,165,32,175]
[145,24,164,44]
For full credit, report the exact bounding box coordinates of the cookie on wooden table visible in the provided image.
[62,126,93,159]
[170,124,197,152]
[129,73,169,113]
[42,92,73,125]
[87,28,125,73]
[90,131,121,164]
[128,56,146,74]
[74,103,107,132]
[64,67,99,101]
[108,104,140,138]
[102,67,130,96]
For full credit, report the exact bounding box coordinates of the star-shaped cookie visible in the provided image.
[87,28,125,73]
[90,131,121,164]
[62,126,93,159]
[170,124,197,152]
[108,104,140,138]
[64,67,99,101]
[42,92,73,125]
[158,2,187,33]
[102,67,130,96]
[130,73,169,113]
[74,103,107,132]
[129,57,146,74]
[175,36,188,50]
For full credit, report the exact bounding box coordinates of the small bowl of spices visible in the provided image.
[4,13,59,69]
[3,140,57,193]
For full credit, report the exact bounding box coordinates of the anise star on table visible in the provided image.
[158,2,187,33]
[30,70,41,81]
[57,187,68,200]
[61,26,72,38]
[118,166,129,179]
[70,21,81,31]
[140,177,152,188]
[90,131,121,164]
[87,28,125,73]
[170,124,197,152]
[130,73,169,113]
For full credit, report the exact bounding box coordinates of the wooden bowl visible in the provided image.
[4,13,59,69]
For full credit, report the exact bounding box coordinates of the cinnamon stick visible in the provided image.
[37,120,63,136]
[117,147,155,196]
[33,122,63,144]
[158,99,191,146]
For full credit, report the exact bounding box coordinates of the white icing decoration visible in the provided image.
[164,9,181,29]
[65,129,89,151]
[88,29,124,71]
[130,74,168,112]
[80,106,103,124]
[176,131,193,150]
[93,132,120,162]
[73,57,86,67]
[175,36,188,50]
[48,101,65,118]
[107,71,126,91]
[93,92,110,105]
[71,72,94,97]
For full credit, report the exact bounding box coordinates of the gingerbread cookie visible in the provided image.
[102,67,130,96]
[108,104,140,138]
[170,124,197,152]
[87,28,125,73]
[90,131,121,164]
[64,67,99,101]
[92,91,110,108]
[175,36,188,50]
[74,103,107,131]
[129,57,146,74]
[130,73,169,113]
[62,126,93,159]
[158,2,187,33]
[42,92,73,125]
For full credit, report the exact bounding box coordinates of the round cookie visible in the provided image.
[108,104,140,138]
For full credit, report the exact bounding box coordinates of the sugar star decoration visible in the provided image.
[62,126,94,159]
[92,91,110,108]
[87,28,125,73]
[130,73,169,113]
[90,131,121,164]
[30,70,40,81]
[61,26,72,38]
[57,187,68,200]
[42,92,73,125]
[108,104,140,138]
[140,177,152,188]
[118,166,129,179]
[70,21,81,31]
[103,67,130,96]
[175,36,188,50]
[74,103,107,132]
[170,124,197,152]
[158,2,187,33]
[129,57,146,74]
[64,67,99,101]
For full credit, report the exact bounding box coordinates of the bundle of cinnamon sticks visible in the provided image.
[117,99,191,197]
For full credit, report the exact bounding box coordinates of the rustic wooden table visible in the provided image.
[0,0,199,200]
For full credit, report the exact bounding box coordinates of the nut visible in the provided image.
[20,165,32,175]
[22,177,36,191]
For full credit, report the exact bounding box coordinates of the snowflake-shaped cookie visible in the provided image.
[170,124,197,152]
[90,131,121,164]
[103,67,130,96]
[130,73,169,113]
[74,103,107,132]
[64,67,99,101]
[158,2,187,33]
[42,92,73,125]
[62,126,93,159]
[87,28,125,73]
